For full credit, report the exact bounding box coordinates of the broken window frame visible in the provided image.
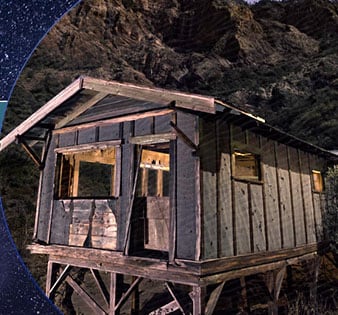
[54,144,121,199]
[136,147,170,198]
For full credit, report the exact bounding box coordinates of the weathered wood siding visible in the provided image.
[38,109,200,260]
[200,116,326,260]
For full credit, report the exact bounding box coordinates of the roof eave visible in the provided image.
[0,77,84,152]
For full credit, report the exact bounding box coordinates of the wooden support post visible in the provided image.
[109,272,123,315]
[265,267,286,315]
[309,256,321,308]
[46,261,58,299]
[130,276,140,315]
[239,277,248,313]
[191,286,206,315]
[165,282,188,315]
[205,281,226,315]
[48,264,72,299]
[66,275,106,315]
[90,269,110,308]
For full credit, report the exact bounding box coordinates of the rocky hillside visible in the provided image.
[1,0,337,312]
[4,0,338,148]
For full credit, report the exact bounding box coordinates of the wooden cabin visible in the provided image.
[1,76,336,314]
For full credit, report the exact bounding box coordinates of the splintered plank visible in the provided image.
[288,147,306,246]
[234,181,251,255]
[299,151,316,244]
[275,144,294,249]
[262,139,281,251]
[250,184,266,252]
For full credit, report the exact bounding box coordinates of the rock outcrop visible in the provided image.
[6,0,338,149]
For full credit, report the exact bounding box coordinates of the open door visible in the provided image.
[131,143,170,254]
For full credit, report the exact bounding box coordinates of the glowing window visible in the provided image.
[312,170,323,192]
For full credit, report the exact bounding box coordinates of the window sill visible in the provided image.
[231,176,264,185]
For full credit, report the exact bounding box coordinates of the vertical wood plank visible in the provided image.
[251,184,266,252]
[176,111,197,260]
[134,117,152,136]
[273,143,284,249]
[109,272,123,315]
[191,286,206,315]
[118,121,133,250]
[58,131,76,147]
[234,181,251,255]
[155,114,171,133]
[46,261,56,298]
[218,120,233,257]
[262,139,281,251]
[169,119,177,262]
[200,118,218,259]
[77,127,96,144]
[275,144,294,249]
[299,151,316,244]
[38,135,58,242]
[99,123,120,141]
[288,147,306,246]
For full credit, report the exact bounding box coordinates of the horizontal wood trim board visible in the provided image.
[198,243,320,276]
[51,255,200,286]
[53,108,174,134]
[54,140,122,153]
[200,252,318,286]
[129,133,176,144]
[82,76,216,114]
[28,243,321,284]
[0,77,83,152]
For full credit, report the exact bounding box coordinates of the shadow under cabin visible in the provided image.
[1,76,336,314]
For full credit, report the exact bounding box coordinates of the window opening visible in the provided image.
[137,146,170,197]
[233,151,261,181]
[312,170,323,192]
[56,147,118,198]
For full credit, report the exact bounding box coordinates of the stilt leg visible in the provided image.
[309,257,321,309]
[109,272,123,315]
[265,267,286,315]
[130,276,140,315]
[46,261,58,299]
[240,277,248,313]
[192,286,206,315]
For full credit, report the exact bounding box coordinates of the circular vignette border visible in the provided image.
[0,1,81,313]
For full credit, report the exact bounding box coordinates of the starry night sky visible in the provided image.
[0,1,80,313]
